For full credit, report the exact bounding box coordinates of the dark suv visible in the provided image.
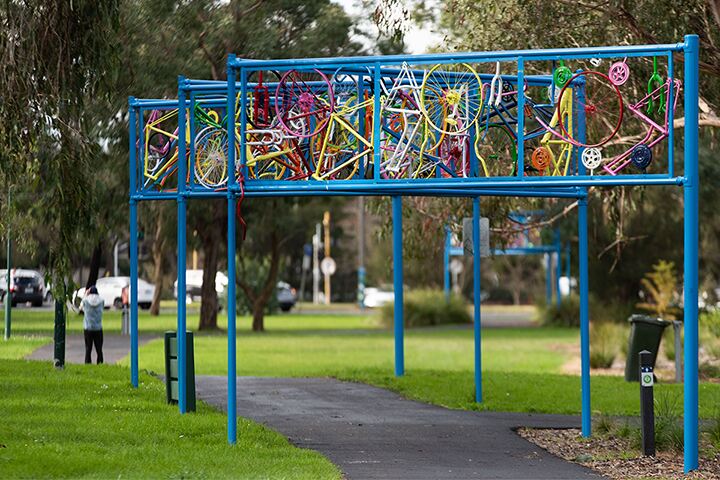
[1,269,44,307]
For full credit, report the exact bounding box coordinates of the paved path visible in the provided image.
[197,376,604,480]
[26,334,159,364]
[480,310,536,328]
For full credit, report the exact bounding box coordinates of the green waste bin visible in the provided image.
[164,331,196,412]
[624,314,670,382]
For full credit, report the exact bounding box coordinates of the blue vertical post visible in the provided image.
[372,64,381,181]
[682,33,699,474]
[578,197,590,437]
[667,51,675,178]
[227,57,238,445]
[227,195,237,442]
[555,229,562,307]
[472,197,482,403]
[444,226,451,301]
[576,71,591,438]
[545,254,552,304]
[392,196,404,376]
[516,57,525,177]
[128,100,139,388]
[176,78,188,414]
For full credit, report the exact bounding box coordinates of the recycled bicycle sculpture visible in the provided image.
[128,37,701,474]
[135,55,682,193]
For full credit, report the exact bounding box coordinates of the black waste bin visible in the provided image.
[624,314,670,382]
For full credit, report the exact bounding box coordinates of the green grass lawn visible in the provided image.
[117,320,720,419]
[0,358,340,479]
[4,308,374,334]
[6,308,720,420]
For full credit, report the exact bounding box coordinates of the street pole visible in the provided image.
[312,223,320,304]
[4,190,11,340]
[358,197,366,309]
[323,211,331,305]
[113,241,120,277]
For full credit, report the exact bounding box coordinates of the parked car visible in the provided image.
[73,276,155,312]
[363,285,395,308]
[173,270,229,302]
[277,281,297,312]
[0,269,45,307]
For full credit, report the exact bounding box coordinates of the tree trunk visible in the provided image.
[252,303,264,332]
[149,220,166,316]
[245,233,281,333]
[199,232,220,330]
[86,242,103,288]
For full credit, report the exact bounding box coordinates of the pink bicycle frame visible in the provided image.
[602,79,681,175]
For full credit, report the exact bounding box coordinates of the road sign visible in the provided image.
[321,257,337,275]
[462,217,490,257]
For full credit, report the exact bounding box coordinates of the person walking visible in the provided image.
[82,286,104,364]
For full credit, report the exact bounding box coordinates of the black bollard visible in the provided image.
[53,299,66,369]
[639,350,655,456]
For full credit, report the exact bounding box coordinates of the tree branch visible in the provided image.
[605,115,720,146]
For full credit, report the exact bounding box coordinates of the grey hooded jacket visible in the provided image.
[82,294,104,331]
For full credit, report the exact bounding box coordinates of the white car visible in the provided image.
[73,276,155,311]
[173,270,229,302]
[363,286,395,308]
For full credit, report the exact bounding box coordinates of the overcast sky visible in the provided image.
[331,0,442,54]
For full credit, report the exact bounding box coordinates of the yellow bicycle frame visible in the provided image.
[540,89,574,176]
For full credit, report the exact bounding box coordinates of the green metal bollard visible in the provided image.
[625,314,670,382]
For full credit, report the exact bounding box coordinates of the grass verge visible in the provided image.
[0,359,340,479]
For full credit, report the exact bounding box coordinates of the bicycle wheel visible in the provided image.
[557,71,623,148]
[420,63,483,136]
[474,124,517,177]
[194,127,229,188]
[275,69,334,138]
[146,131,172,174]
[438,135,469,177]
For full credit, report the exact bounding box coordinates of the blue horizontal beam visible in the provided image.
[493,246,557,255]
[237,175,682,189]
[132,173,683,201]
[231,42,683,70]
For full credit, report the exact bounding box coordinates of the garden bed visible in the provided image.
[518,427,720,479]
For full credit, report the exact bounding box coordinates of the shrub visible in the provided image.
[593,414,616,435]
[590,322,622,368]
[663,332,676,361]
[537,294,633,328]
[704,406,720,449]
[654,391,684,452]
[538,294,581,327]
[379,289,471,328]
[636,260,681,320]
[700,311,720,362]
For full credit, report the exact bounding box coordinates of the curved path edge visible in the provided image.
[197,376,605,480]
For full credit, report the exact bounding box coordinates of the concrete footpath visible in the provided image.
[197,376,604,480]
[26,334,158,364]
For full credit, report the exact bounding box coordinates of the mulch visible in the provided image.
[518,428,720,479]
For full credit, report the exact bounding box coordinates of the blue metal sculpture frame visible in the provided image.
[443,222,565,306]
[128,35,700,472]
